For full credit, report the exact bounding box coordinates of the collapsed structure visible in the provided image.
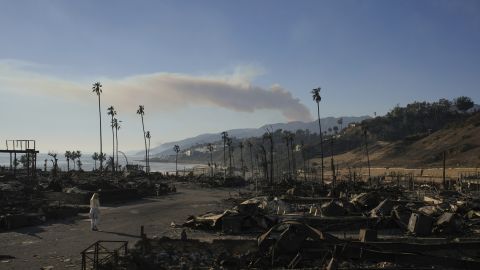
[78,173,480,269]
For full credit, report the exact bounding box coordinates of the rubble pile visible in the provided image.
[185,174,248,188]
[183,197,279,233]
[128,237,257,269]
[146,177,480,269]
[181,179,480,237]
[127,221,480,269]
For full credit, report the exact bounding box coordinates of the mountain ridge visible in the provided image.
[145,116,370,157]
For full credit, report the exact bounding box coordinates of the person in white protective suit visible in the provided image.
[89,193,100,231]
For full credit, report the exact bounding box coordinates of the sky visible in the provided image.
[0,0,479,153]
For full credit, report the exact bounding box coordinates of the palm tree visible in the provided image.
[73,151,81,171]
[337,118,343,131]
[113,119,121,171]
[239,141,245,179]
[107,106,117,173]
[221,131,229,168]
[283,131,291,177]
[137,105,148,173]
[207,143,214,177]
[48,152,58,175]
[258,144,268,181]
[300,140,307,181]
[107,156,114,170]
[19,155,30,169]
[99,153,107,170]
[263,129,274,185]
[77,158,83,171]
[92,152,99,171]
[226,138,233,175]
[146,131,151,172]
[247,140,254,180]
[289,133,296,179]
[173,145,180,177]
[231,142,236,170]
[71,151,77,170]
[92,82,104,171]
[311,87,324,185]
[65,151,72,171]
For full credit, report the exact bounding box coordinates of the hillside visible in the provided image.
[318,111,480,168]
[152,97,479,171]
[148,115,369,157]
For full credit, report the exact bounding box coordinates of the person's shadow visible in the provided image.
[98,230,141,238]
[9,225,45,239]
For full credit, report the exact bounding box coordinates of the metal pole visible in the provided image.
[82,252,86,270]
[94,242,99,269]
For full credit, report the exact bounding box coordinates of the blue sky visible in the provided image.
[0,0,479,153]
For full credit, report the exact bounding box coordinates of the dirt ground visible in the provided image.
[0,182,240,270]
[306,163,479,182]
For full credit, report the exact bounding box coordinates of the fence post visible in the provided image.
[94,242,99,270]
[81,252,86,270]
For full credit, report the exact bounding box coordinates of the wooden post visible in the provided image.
[443,151,446,190]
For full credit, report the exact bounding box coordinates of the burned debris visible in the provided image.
[94,173,480,270]
[0,140,177,232]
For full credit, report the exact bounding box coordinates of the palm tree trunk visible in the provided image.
[210,152,213,177]
[98,96,103,171]
[223,141,226,168]
[141,115,148,173]
[316,103,324,185]
[286,142,291,177]
[240,148,245,179]
[111,117,115,174]
[290,141,297,180]
[115,127,119,171]
[175,153,178,177]
[222,141,227,178]
[249,145,254,180]
[270,139,274,185]
[229,148,233,176]
[330,138,336,188]
[302,149,307,181]
[147,137,151,172]
[67,159,70,171]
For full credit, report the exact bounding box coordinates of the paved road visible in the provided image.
[0,183,236,270]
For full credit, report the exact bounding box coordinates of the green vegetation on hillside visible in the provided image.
[153,97,478,170]
[363,97,474,142]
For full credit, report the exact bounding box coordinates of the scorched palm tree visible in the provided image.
[173,145,180,177]
[107,106,116,174]
[137,105,148,173]
[92,82,104,171]
[311,87,324,185]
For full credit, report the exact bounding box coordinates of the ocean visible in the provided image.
[0,153,202,173]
